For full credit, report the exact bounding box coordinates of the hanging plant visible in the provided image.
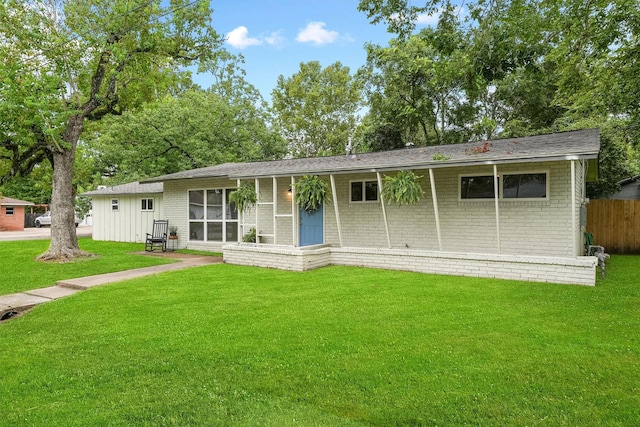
[381,170,425,205]
[228,182,257,213]
[294,175,329,213]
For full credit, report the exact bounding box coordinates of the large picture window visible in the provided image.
[460,172,548,200]
[350,180,378,202]
[460,176,495,199]
[502,173,547,199]
[188,189,238,242]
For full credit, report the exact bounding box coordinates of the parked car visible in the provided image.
[34,211,80,228]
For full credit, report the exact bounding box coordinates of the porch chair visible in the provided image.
[145,220,169,252]
[584,231,610,278]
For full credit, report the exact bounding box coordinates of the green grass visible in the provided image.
[1,256,639,425]
[0,238,175,295]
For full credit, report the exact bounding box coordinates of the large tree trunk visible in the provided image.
[37,115,90,262]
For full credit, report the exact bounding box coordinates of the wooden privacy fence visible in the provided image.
[586,200,640,254]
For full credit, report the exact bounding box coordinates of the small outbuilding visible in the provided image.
[82,182,164,242]
[140,129,602,285]
[0,197,34,231]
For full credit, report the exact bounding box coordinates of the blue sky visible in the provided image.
[193,0,445,101]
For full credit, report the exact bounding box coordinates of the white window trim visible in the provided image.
[187,188,239,243]
[458,170,550,201]
[349,179,379,203]
[111,199,119,211]
[5,206,14,216]
[141,197,155,212]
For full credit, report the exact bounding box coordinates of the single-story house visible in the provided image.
[139,128,601,285]
[608,174,640,200]
[0,197,34,231]
[82,182,164,242]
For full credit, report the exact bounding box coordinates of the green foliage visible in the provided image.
[74,196,91,220]
[432,153,451,161]
[294,175,330,213]
[90,89,286,183]
[0,238,173,295]
[1,0,231,257]
[242,227,257,243]
[357,0,640,183]
[272,61,363,157]
[229,182,257,213]
[360,121,405,152]
[2,257,640,424]
[381,170,425,205]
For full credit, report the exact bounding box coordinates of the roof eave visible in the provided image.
[228,152,601,180]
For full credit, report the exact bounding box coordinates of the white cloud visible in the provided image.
[415,6,466,26]
[415,12,439,26]
[226,26,262,49]
[296,22,339,45]
[265,30,285,46]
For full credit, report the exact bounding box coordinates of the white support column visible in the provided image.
[255,178,260,244]
[571,160,577,256]
[330,174,343,247]
[428,169,442,251]
[273,177,278,245]
[493,164,501,253]
[291,176,297,246]
[237,179,242,241]
[376,172,392,249]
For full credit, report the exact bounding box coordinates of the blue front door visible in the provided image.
[299,204,324,246]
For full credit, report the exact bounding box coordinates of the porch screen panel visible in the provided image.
[189,190,205,241]
[225,189,238,242]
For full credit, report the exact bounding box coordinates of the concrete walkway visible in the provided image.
[0,252,222,321]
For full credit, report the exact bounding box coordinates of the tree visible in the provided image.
[272,61,363,157]
[360,7,473,146]
[357,0,640,191]
[90,89,286,184]
[0,0,227,260]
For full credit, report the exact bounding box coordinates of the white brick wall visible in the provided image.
[293,161,579,257]
[223,244,598,286]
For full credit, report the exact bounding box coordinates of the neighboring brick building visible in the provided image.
[0,197,34,231]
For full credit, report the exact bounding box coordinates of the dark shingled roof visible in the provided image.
[82,181,163,196]
[144,129,600,182]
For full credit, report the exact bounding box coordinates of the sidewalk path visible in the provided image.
[0,252,222,321]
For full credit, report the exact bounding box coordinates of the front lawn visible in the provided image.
[1,256,639,425]
[0,238,175,295]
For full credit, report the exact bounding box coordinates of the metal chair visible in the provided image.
[145,220,169,252]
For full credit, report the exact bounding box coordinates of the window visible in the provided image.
[5,206,14,216]
[188,189,238,242]
[460,176,495,199]
[350,180,378,202]
[503,173,547,199]
[460,172,548,200]
[141,198,154,211]
[111,199,119,211]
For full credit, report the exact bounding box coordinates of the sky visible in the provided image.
[192,0,443,101]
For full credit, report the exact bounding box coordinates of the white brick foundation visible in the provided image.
[223,244,598,286]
